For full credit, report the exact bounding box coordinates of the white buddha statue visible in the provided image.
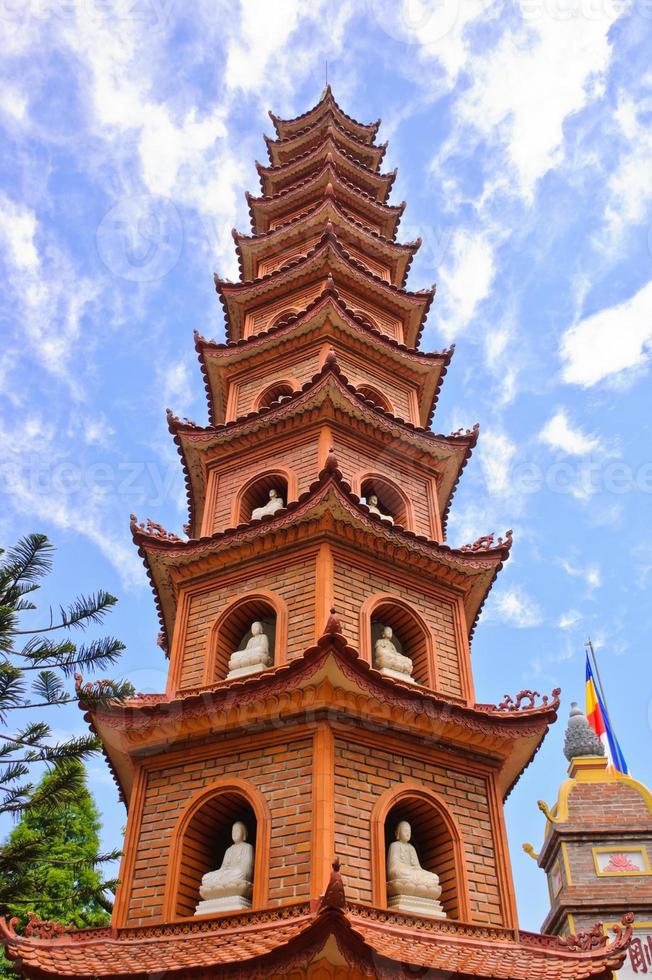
[226,621,272,679]
[387,820,446,917]
[366,494,394,524]
[374,625,415,683]
[251,488,284,520]
[195,821,255,915]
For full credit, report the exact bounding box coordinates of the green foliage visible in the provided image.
[0,762,114,927]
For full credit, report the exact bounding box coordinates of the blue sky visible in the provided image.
[1,0,651,931]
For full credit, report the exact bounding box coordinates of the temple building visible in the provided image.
[527,702,652,976]
[1,88,634,978]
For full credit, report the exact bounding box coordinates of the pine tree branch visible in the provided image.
[13,591,118,634]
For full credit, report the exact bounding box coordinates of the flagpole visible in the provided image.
[585,636,620,757]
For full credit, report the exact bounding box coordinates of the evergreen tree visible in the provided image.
[0,761,116,927]
[0,533,133,817]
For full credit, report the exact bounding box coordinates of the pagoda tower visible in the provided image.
[526,702,652,976]
[1,87,634,979]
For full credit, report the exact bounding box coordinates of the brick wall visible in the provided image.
[333,437,436,538]
[566,835,652,899]
[232,348,323,418]
[179,551,318,689]
[331,548,464,699]
[126,737,313,925]
[334,349,414,422]
[333,735,502,923]
[338,286,401,342]
[211,439,320,533]
[565,780,651,827]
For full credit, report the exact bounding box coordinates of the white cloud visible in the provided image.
[225,0,303,93]
[0,194,38,269]
[157,359,196,412]
[456,4,619,198]
[539,408,600,456]
[0,414,144,590]
[560,558,601,593]
[487,585,543,628]
[558,609,581,630]
[0,193,101,397]
[479,428,517,497]
[437,230,495,339]
[602,89,652,243]
[560,278,652,387]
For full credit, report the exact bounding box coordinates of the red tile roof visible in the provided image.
[1,899,633,980]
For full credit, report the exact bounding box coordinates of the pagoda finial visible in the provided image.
[563,701,605,762]
[318,857,346,911]
[324,607,343,636]
[325,446,339,472]
[324,347,338,368]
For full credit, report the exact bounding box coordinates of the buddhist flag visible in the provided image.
[585,654,628,774]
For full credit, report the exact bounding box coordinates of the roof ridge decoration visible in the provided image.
[254,130,398,181]
[214,231,434,346]
[257,148,395,206]
[131,460,508,651]
[318,858,346,911]
[196,282,447,360]
[170,350,471,447]
[268,84,381,141]
[246,159,405,216]
[265,110,384,155]
[233,194,419,252]
[219,222,430,300]
[262,125,390,178]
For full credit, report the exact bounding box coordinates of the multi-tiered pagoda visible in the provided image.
[2,87,633,979]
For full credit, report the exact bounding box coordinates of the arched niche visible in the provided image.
[358,474,412,530]
[208,592,287,682]
[361,595,436,689]
[255,379,298,410]
[371,785,469,922]
[234,469,295,526]
[356,384,393,414]
[267,308,298,330]
[351,311,380,333]
[165,779,270,920]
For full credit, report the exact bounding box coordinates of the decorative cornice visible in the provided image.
[258,136,394,200]
[131,458,508,652]
[268,85,381,142]
[168,356,473,539]
[265,112,386,169]
[233,196,419,288]
[246,162,405,238]
[215,228,433,346]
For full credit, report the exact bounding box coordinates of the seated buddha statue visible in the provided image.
[195,821,254,915]
[374,625,415,683]
[386,820,446,917]
[251,488,284,520]
[365,494,394,524]
[226,621,272,679]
